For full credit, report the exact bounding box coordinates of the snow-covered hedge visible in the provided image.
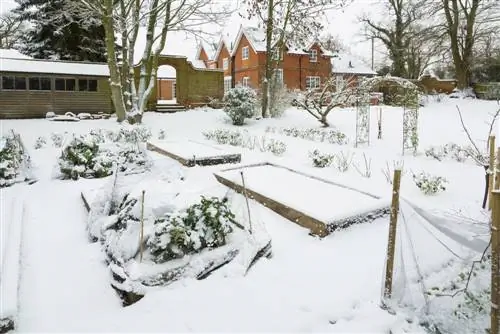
[34,136,47,149]
[425,143,470,162]
[223,86,258,125]
[309,149,335,168]
[148,196,235,263]
[266,126,348,145]
[203,129,287,156]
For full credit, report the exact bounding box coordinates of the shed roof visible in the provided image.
[0,57,110,76]
[331,52,376,75]
[0,49,31,59]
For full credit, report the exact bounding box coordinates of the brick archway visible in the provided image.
[146,55,224,109]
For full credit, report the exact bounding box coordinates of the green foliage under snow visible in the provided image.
[223,86,258,125]
[0,134,24,187]
[148,196,235,263]
[309,149,335,168]
[266,126,348,145]
[412,172,448,195]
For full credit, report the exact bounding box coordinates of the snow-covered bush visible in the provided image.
[309,149,335,168]
[425,143,470,163]
[51,133,64,148]
[0,134,23,187]
[45,111,56,118]
[334,151,353,172]
[111,125,152,143]
[113,145,149,173]
[412,172,447,195]
[34,136,47,149]
[223,86,258,125]
[268,85,295,118]
[203,129,244,146]
[58,136,113,180]
[157,129,166,140]
[264,138,287,156]
[148,196,235,263]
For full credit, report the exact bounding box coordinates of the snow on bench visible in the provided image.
[146,139,241,167]
[0,196,25,332]
[214,162,391,237]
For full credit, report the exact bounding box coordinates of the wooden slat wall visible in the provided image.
[0,73,113,119]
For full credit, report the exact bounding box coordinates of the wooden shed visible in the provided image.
[0,57,113,119]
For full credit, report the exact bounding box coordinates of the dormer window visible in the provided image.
[309,49,317,62]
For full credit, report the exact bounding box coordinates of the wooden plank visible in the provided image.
[146,141,241,167]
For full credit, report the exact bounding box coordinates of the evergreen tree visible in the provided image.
[13,0,107,62]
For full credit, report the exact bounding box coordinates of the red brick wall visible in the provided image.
[233,35,261,88]
[216,45,232,77]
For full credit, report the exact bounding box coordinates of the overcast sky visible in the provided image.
[0,0,385,67]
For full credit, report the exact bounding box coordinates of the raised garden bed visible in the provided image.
[146,139,241,167]
[214,162,391,237]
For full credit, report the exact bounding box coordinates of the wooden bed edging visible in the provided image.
[146,141,241,167]
[214,162,390,237]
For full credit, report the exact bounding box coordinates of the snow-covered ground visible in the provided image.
[1,97,497,332]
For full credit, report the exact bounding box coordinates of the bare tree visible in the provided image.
[69,0,232,123]
[242,0,350,118]
[0,12,24,49]
[294,76,357,127]
[435,0,500,89]
[319,32,345,53]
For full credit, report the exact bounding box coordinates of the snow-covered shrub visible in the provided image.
[58,136,113,180]
[148,196,235,263]
[223,86,258,125]
[266,126,348,145]
[0,134,22,187]
[309,149,335,168]
[157,129,166,140]
[412,172,447,195]
[34,136,47,149]
[51,133,64,148]
[203,129,244,146]
[268,85,294,118]
[89,129,106,143]
[425,143,470,163]
[353,153,372,178]
[45,111,56,119]
[264,138,287,156]
[334,151,353,172]
[111,125,152,143]
[113,145,149,173]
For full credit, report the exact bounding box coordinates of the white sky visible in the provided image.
[0,0,385,68]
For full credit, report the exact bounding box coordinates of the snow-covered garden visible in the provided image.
[0,96,498,333]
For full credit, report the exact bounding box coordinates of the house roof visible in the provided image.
[331,52,376,75]
[0,49,31,59]
[0,57,109,76]
[230,25,335,58]
[213,35,232,61]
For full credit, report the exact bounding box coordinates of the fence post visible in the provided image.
[496,147,500,190]
[490,136,496,209]
[491,191,500,334]
[383,169,402,300]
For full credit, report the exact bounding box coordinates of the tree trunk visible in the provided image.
[261,0,274,119]
[102,0,127,122]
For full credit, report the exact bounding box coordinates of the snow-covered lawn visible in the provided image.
[1,97,497,332]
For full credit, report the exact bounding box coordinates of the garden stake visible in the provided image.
[491,191,500,334]
[240,171,253,234]
[490,136,496,210]
[496,147,500,190]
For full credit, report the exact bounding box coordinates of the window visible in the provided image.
[242,46,249,60]
[242,77,250,87]
[78,79,98,92]
[335,75,345,89]
[273,48,283,61]
[305,76,320,89]
[273,69,283,86]
[2,76,26,90]
[224,76,232,93]
[309,49,317,62]
[223,57,229,70]
[55,78,76,91]
[29,77,51,91]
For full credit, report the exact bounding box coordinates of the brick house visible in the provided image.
[330,52,376,88]
[210,26,334,94]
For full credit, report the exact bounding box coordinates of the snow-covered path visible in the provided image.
[16,176,120,331]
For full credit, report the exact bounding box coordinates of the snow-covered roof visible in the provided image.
[213,34,233,61]
[0,49,31,59]
[0,57,110,76]
[331,52,376,76]
[231,26,334,58]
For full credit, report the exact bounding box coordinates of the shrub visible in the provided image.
[51,133,64,148]
[268,85,295,118]
[309,149,335,168]
[425,143,470,163]
[158,129,166,140]
[58,135,113,180]
[223,86,258,125]
[264,138,287,156]
[148,196,235,263]
[0,134,23,187]
[34,136,47,149]
[110,125,152,143]
[412,172,447,195]
[266,126,348,145]
[334,151,353,172]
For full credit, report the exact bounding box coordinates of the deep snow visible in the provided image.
[1,97,497,332]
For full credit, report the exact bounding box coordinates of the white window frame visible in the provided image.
[224,76,232,93]
[273,68,284,86]
[335,75,345,90]
[242,77,250,87]
[305,76,320,90]
[223,58,229,70]
[242,46,249,60]
[309,49,317,62]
